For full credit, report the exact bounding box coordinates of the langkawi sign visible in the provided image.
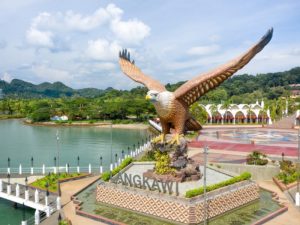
[111,172,179,196]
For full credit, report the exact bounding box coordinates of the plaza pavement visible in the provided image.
[189,140,298,157]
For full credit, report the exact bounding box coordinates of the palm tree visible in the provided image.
[245,104,255,124]
[221,100,232,124]
[209,104,218,123]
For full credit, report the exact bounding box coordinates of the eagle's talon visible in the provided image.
[167,134,184,145]
[152,134,165,143]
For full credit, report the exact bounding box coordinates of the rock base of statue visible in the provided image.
[143,134,202,182]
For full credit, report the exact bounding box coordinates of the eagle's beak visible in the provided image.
[145,95,151,100]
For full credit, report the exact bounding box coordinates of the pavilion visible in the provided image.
[200,100,272,125]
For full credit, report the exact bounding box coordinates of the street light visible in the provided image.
[203,146,209,225]
[7,173,10,185]
[56,130,60,174]
[25,177,28,191]
[110,122,113,179]
[296,128,300,206]
[100,156,103,167]
[77,156,80,167]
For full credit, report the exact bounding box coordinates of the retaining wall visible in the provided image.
[213,163,279,181]
[96,181,259,224]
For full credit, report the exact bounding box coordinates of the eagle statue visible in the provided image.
[119,28,273,144]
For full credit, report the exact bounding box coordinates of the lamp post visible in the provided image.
[45,182,49,206]
[203,146,209,225]
[296,128,300,206]
[25,177,29,201]
[25,177,28,190]
[100,156,103,174]
[115,153,118,168]
[110,122,113,178]
[77,156,80,173]
[31,157,34,175]
[56,130,60,174]
[7,157,10,174]
[7,173,10,184]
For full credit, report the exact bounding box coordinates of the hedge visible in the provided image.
[101,157,133,181]
[185,172,251,198]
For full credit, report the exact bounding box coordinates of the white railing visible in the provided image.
[0,138,155,176]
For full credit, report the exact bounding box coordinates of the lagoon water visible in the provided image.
[0,120,149,168]
[0,119,149,225]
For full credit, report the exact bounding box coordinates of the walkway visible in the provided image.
[61,175,105,225]
[257,180,300,225]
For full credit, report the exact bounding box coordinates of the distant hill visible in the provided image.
[0,67,299,99]
[0,79,105,98]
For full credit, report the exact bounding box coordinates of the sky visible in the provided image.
[0,0,299,90]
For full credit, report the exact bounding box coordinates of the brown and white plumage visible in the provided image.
[119,28,273,143]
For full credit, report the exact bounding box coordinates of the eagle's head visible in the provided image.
[145,90,159,102]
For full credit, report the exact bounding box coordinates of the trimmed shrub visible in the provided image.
[101,157,133,182]
[246,151,268,165]
[185,172,251,198]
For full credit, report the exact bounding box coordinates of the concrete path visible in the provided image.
[257,180,300,225]
[60,175,105,225]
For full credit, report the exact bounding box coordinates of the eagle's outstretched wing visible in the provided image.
[119,49,166,92]
[174,28,273,106]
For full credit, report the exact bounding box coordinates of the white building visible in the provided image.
[50,115,68,121]
[200,100,272,125]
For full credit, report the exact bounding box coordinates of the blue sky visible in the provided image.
[0,0,299,89]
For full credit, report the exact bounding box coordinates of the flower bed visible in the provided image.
[30,172,88,192]
[185,172,251,198]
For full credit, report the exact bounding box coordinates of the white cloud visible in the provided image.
[86,39,121,61]
[187,44,220,56]
[31,65,72,83]
[1,72,13,83]
[25,4,150,52]
[26,27,54,48]
[111,19,150,45]
[93,62,116,70]
[30,5,118,32]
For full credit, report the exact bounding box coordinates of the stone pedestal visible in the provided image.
[149,135,201,182]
